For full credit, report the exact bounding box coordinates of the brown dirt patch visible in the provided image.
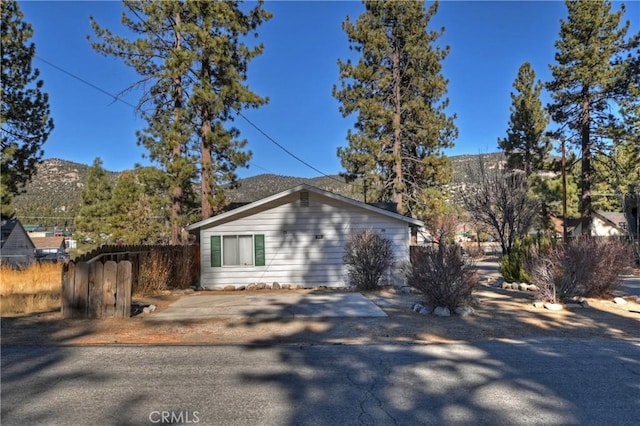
[2,283,638,346]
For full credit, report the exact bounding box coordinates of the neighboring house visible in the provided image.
[572,211,628,238]
[31,236,68,261]
[186,184,424,289]
[0,219,36,267]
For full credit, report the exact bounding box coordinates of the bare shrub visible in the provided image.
[529,238,632,302]
[172,245,196,289]
[136,251,171,296]
[409,243,478,310]
[343,229,394,290]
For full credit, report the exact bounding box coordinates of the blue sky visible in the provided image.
[19,0,639,178]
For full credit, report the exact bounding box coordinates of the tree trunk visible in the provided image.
[580,86,592,236]
[200,60,213,220]
[170,11,183,245]
[392,36,403,214]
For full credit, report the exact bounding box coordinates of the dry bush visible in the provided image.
[409,244,478,310]
[0,262,62,315]
[343,229,394,290]
[529,238,632,302]
[136,251,171,296]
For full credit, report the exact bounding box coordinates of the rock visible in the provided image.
[544,303,563,311]
[636,296,640,304]
[502,283,511,290]
[419,306,433,315]
[613,297,627,305]
[272,282,281,289]
[455,306,474,317]
[412,303,424,312]
[518,283,529,291]
[247,283,257,290]
[195,286,205,291]
[433,306,451,317]
[566,303,583,309]
[235,285,246,291]
[580,300,591,308]
[223,285,236,291]
[533,301,545,308]
[256,283,266,290]
[494,277,505,287]
[527,284,539,292]
[280,284,291,290]
[143,307,151,314]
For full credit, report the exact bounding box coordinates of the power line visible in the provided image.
[35,55,350,186]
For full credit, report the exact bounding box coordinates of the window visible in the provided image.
[211,235,265,267]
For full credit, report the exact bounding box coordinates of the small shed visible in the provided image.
[0,218,36,267]
[186,184,424,289]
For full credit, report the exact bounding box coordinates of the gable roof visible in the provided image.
[31,236,66,250]
[1,219,34,250]
[597,212,627,230]
[186,184,424,231]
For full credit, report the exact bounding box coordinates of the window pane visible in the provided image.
[223,236,238,265]
[238,235,253,266]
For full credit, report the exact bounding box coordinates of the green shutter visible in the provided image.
[211,236,221,267]
[254,234,265,266]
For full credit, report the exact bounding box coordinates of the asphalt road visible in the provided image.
[2,339,639,425]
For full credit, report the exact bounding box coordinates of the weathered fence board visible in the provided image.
[62,261,75,318]
[116,261,132,318]
[102,261,117,318]
[88,262,104,319]
[74,262,89,318]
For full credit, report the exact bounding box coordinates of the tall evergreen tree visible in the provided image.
[76,158,113,244]
[90,0,270,242]
[498,62,550,177]
[334,0,457,217]
[546,0,639,235]
[1,0,54,218]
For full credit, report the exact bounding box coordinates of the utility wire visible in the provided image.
[35,55,351,187]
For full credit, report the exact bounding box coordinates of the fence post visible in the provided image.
[115,261,132,318]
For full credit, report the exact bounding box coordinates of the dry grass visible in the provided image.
[0,262,62,315]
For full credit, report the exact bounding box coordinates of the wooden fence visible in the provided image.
[62,245,199,319]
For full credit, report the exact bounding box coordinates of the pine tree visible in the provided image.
[498,63,550,177]
[1,0,54,218]
[76,158,113,244]
[334,0,457,218]
[90,0,271,241]
[546,0,639,235]
[592,140,640,211]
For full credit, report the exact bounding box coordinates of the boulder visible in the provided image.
[433,306,451,317]
[544,303,563,311]
[518,283,529,291]
[527,284,539,292]
[272,282,281,290]
[419,306,433,315]
[455,306,474,317]
[223,285,236,291]
[412,303,424,312]
[280,284,291,290]
[613,297,627,305]
[247,283,257,290]
[533,301,545,308]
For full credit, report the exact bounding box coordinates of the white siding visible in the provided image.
[198,192,412,289]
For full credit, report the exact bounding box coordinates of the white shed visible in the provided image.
[186,184,423,289]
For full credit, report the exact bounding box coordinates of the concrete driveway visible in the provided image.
[149,292,388,321]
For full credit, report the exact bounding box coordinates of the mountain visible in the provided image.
[13,153,505,226]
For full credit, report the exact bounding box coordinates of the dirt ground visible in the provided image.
[2,276,639,346]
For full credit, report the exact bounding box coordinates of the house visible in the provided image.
[0,218,36,267]
[186,184,424,289]
[31,236,68,261]
[573,211,628,238]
